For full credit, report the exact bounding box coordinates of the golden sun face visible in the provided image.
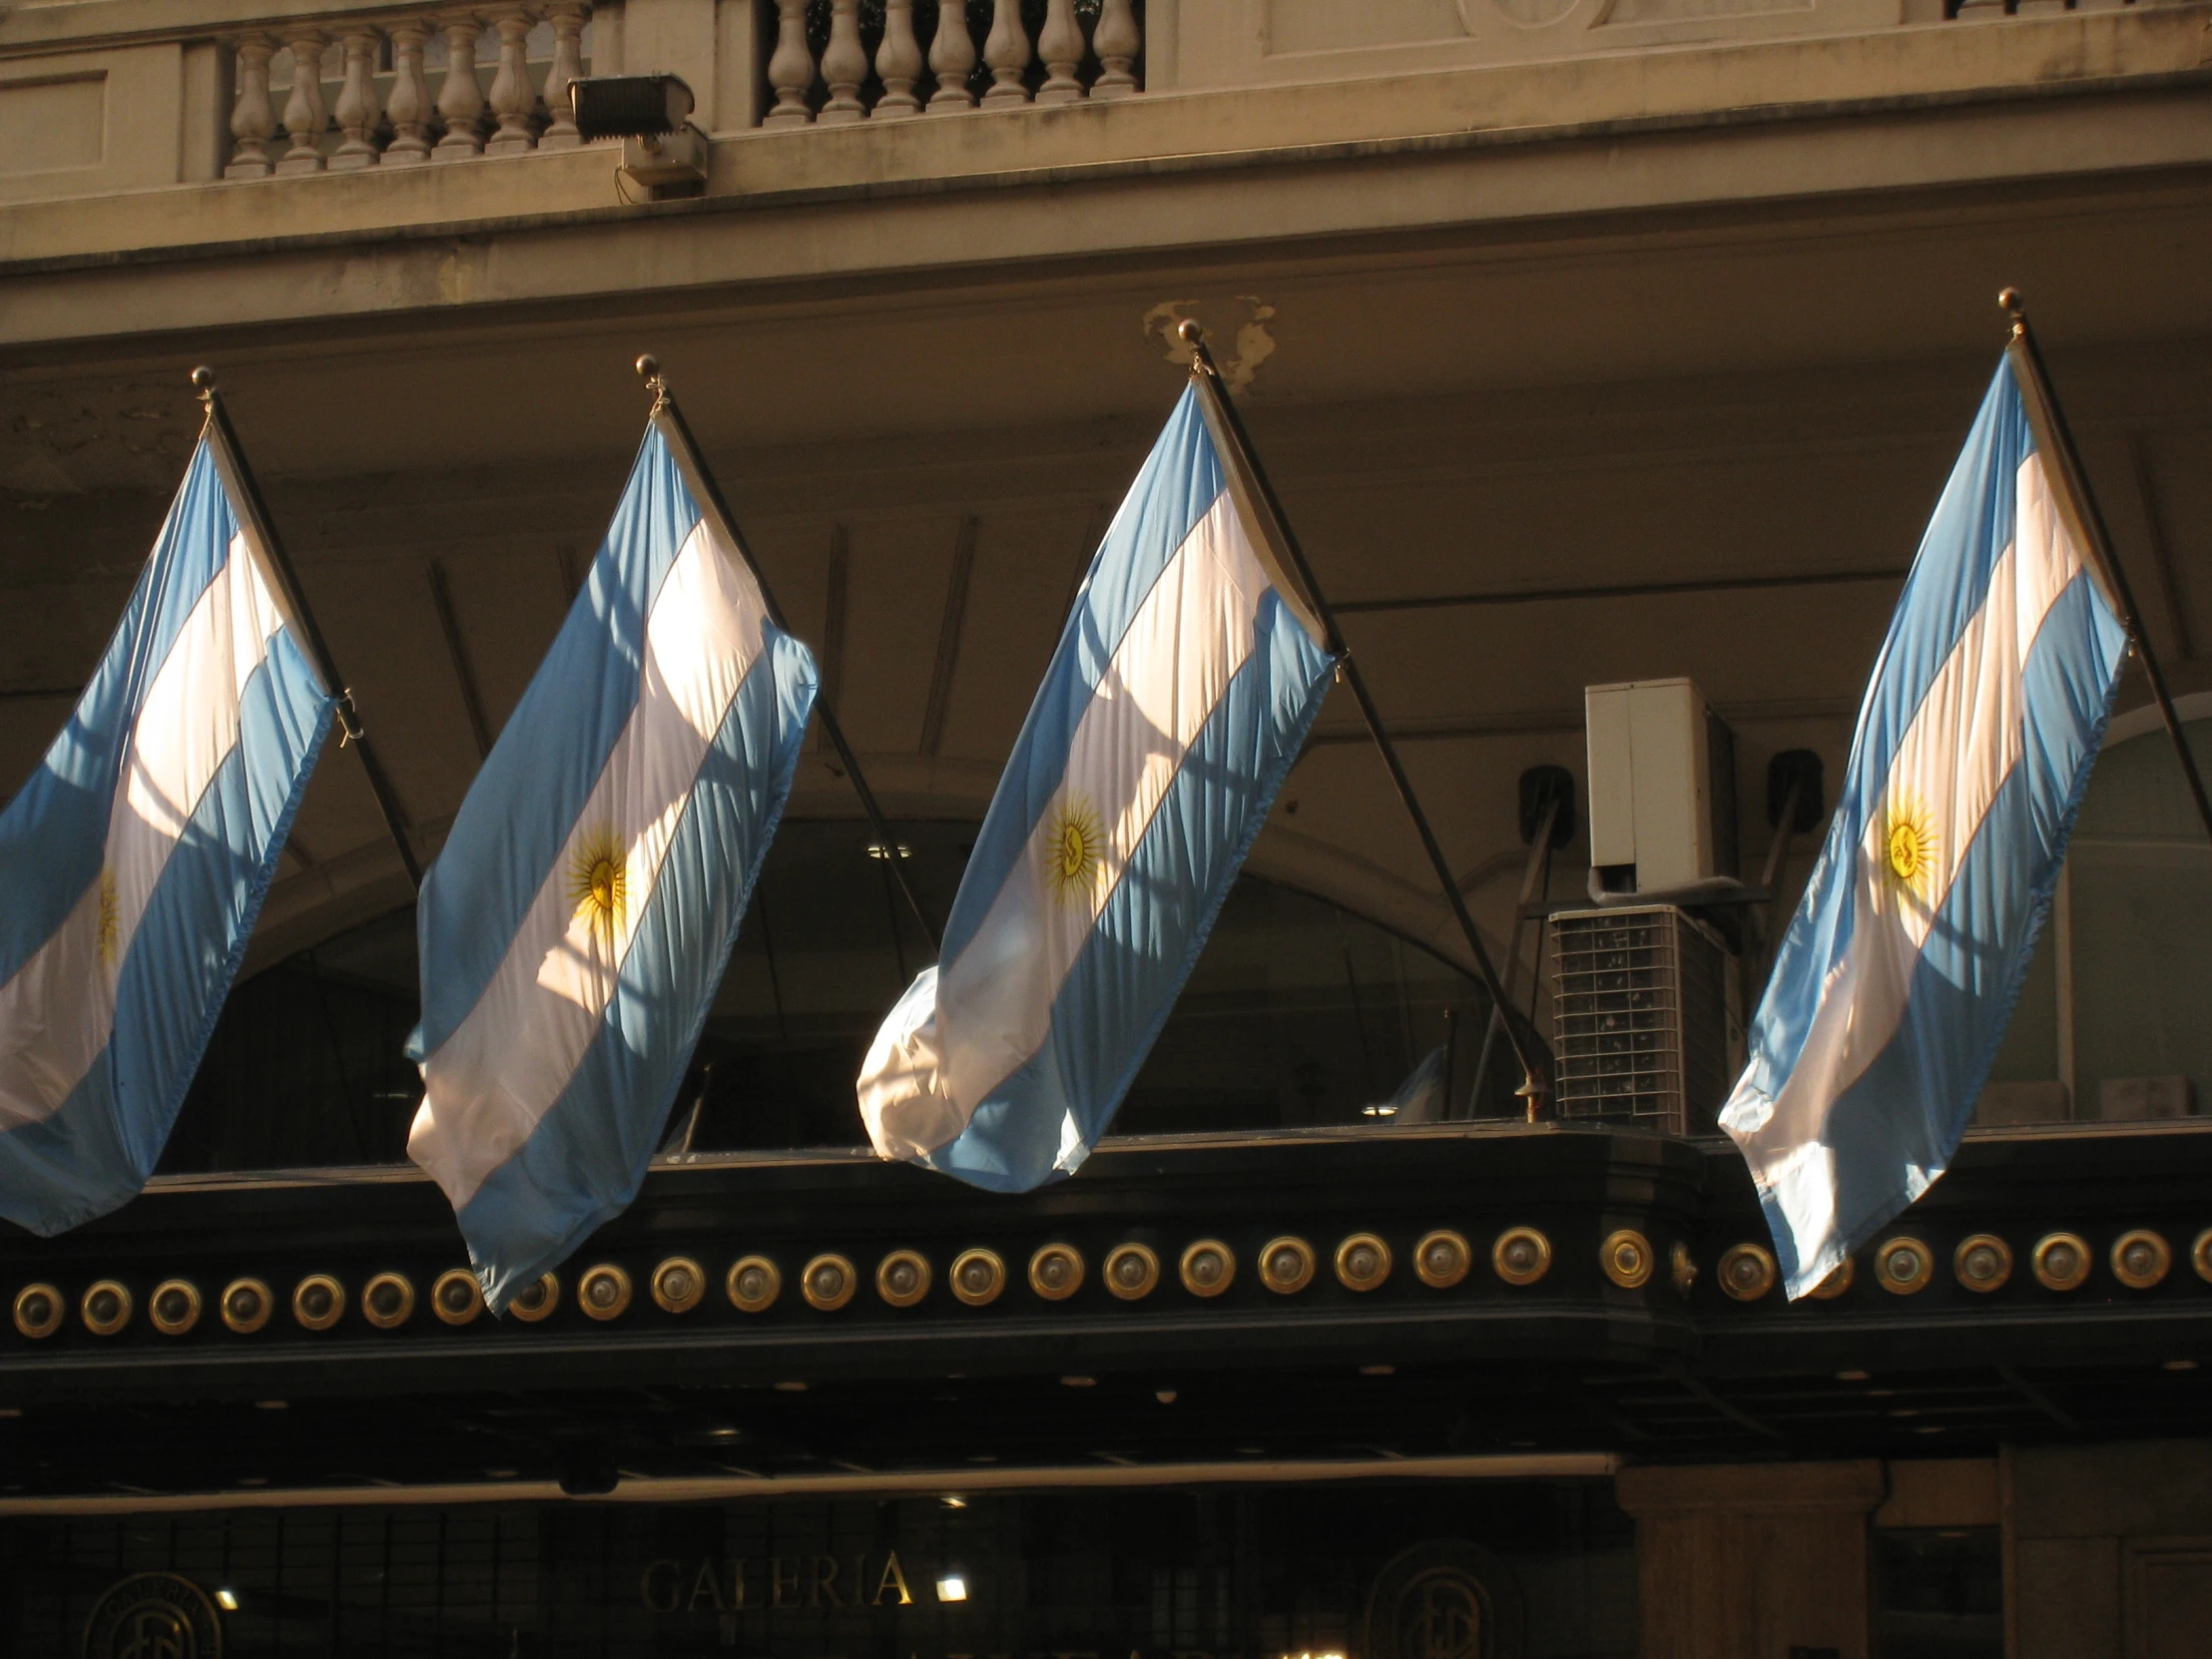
[568,829,628,944]
[1883,796,1940,901]
[96,868,119,969]
[1043,795,1104,905]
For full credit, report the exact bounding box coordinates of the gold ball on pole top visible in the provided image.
[189,365,217,393]
[1998,286,2026,337]
[634,353,660,380]
[1175,318,1203,347]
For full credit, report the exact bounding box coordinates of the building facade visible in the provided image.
[3,2,2212,1655]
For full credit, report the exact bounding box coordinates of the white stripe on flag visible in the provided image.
[0,536,286,1127]
[864,490,1268,1160]
[408,519,770,1210]
[1729,452,2086,1223]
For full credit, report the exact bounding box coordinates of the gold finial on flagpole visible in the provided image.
[1176,317,1212,377]
[635,353,668,411]
[1998,286,2026,338]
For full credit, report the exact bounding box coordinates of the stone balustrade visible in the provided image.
[215,1,1143,182]
[763,0,1143,127]
[225,5,593,179]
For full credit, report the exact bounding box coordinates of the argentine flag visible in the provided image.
[407,421,816,1310]
[858,381,1336,1191]
[0,439,333,1234]
[1722,357,2127,1298]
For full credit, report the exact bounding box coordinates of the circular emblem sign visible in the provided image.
[82,1572,223,1659]
[1364,1540,1524,1659]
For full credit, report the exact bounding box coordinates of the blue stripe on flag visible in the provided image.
[0,643,331,1235]
[413,428,704,1056]
[924,590,1334,1192]
[939,384,1226,964]
[0,445,237,983]
[455,631,817,1309]
[1758,568,2127,1287]
[1734,363,2035,1110]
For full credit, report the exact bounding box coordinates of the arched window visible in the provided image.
[159,821,1500,1174]
[1978,711,2212,1126]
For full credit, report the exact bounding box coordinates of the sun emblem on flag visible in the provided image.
[1883,794,1940,901]
[96,868,119,968]
[1043,795,1103,905]
[568,829,627,944]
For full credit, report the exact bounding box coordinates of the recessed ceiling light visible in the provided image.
[941,1495,966,1508]
[215,1588,241,1611]
[1061,1376,1095,1388]
[1155,1389,1177,1404]
[935,1575,968,1602]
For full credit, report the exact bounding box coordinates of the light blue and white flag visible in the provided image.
[857,381,1336,1192]
[1722,358,2128,1298]
[407,421,816,1310]
[0,439,333,1235]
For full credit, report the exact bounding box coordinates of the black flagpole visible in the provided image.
[2000,290,2212,849]
[637,356,940,954]
[193,367,423,890]
[1175,321,1553,1113]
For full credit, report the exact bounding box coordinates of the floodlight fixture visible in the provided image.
[571,75,696,141]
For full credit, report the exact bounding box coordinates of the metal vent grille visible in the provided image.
[1549,905,1734,1135]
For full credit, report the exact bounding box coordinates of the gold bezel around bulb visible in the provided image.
[291,1274,345,1332]
[949,1248,1006,1307]
[220,1278,274,1335]
[1716,1243,1777,1303]
[1335,1233,1392,1293]
[1178,1240,1236,1298]
[1414,1230,1470,1290]
[875,1249,932,1309]
[1600,1230,1654,1291]
[1259,1236,1316,1296]
[727,1256,782,1313]
[1028,1243,1085,1302]
[11,1283,63,1340]
[1492,1227,1553,1288]
[361,1273,415,1331]
[651,1257,707,1314]
[800,1254,855,1312]
[431,1269,484,1326]
[508,1272,561,1323]
[1103,1243,1159,1302]
[578,1265,633,1322]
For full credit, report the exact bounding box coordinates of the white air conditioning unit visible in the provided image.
[1584,677,1738,896]
[1548,905,1743,1136]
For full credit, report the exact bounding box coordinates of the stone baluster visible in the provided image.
[819,0,868,124]
[330,28,385,169]
[539,2,589,149]
[764,0,817,128]
[276,31,328,174]
[226,35,279,178]
[1091,0,1141,98]
[384,21,435,164]
[981,0,1032,107]
[434,13,489,158]
[873,0,923,118]
[927,0,977,110]
[485,8,538,154]
[1036,0,1085,104]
